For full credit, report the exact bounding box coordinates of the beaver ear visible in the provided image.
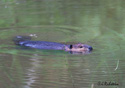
[69,45,73,49]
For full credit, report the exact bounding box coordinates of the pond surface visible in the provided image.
[0,0,125,88]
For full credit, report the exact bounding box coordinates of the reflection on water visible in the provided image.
[24,54,40,88]
[0,0,125,88]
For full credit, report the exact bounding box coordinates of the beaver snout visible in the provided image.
[83,44,93,51]
[88,46,93,51]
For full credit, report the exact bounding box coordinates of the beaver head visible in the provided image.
[65,43,93,52]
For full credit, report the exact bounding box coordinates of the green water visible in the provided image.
[0,0,125,88]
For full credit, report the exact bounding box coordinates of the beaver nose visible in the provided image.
[83,44,93,51]
[88,46,93,51]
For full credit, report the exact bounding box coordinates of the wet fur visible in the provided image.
[13,36,65,50]
[13,36,93,53]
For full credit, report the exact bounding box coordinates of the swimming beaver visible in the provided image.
[13,36,93,53]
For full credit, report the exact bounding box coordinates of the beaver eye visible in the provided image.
[80,46,83,48]
[69,45,73,49]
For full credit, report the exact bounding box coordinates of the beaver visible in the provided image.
[13,36,93,53]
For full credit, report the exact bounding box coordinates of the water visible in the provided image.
[0,0,125,88]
